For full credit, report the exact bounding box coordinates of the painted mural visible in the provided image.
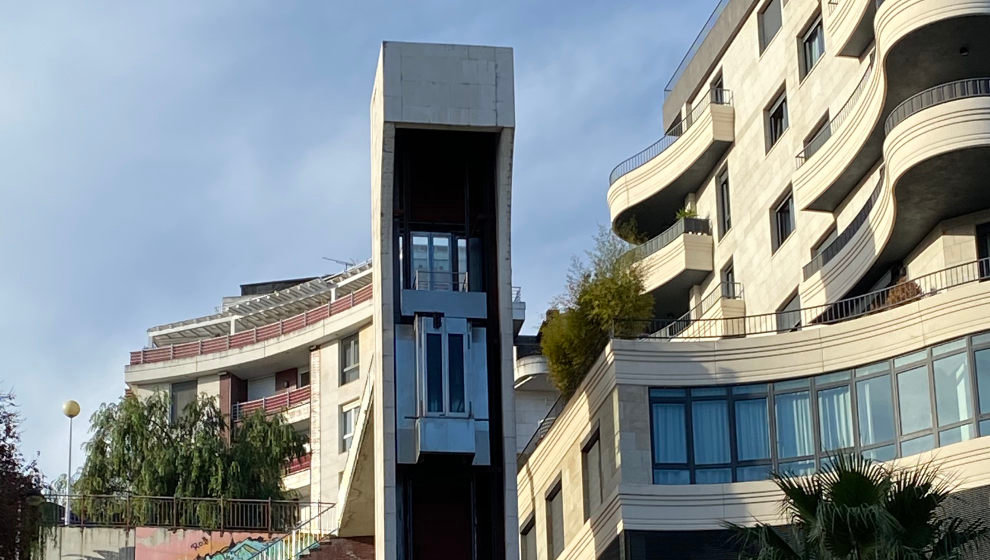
[135,528,276,560]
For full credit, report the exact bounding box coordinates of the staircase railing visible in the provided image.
[245,503,336,560]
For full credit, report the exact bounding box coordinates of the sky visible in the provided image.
[0,1,715,481]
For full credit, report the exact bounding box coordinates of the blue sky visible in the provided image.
[0,1,714,481]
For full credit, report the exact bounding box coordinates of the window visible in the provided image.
[716,169,732,236]
[776,292,801,332]
[299,370,311,387]
[546,481,564,559]
[411,231,467,291]
[582,430,603,519]
[856,374,896,447]
[520,518,537,560]
[775,386,813,459]
[978,223,990,278]
[417,316,469,416]
[721,261,736,298]
[800,15,825,77]
[897,365,932,435]
[976,348,990,414]
[170,380,197,423]
[772,191,796,251]
[933,350,973,428]
[765,90,789,150]
[340,334,360,385]
[340,404,357,452]
[818,385,854,451]
[759,0,783,52]
[711,73,726,104]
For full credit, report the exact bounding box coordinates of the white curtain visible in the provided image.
[857,375,895,446]
[652,403,687,463]
[818,386,854,451]
[776,392,813,458]
[692,401,730,464]
[735,398,770,461]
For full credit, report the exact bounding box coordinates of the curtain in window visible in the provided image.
[692,401,730,464]
[735,398,770,461]
[651,403,686,464]
[933,353,973,426]
[818,386,854,451]
[857,375,895,445]
[776,391,813,458]
[897,366,932,434]
[977,349,990,414]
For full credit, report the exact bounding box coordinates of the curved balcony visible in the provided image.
[826,0,877,58]
[795,0,990,212]
[623,218,714,311]
[608,91,734,240]
[232,385,311,423]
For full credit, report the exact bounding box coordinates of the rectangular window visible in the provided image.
[692,400,730,464]
[546,482,564,559]
[776,292,801,333]
[170,380,197,423]
[651,403,687,464]
[340,405,357,452]
[772,192,796,251]
[716,169,732,236]
[818,385,854,451]
[857,374,896,446]
[898,365,933,434]
[340,334,360,385]
[448,334,465,413]
[411,232,465,291]
[418,316,470,417]
[426,333,444,413]
[775,390,814,459]
[759,0,783,52]
[721,262,736,298]
[520,518,537,560]
[933,352,973,426]
[582,431,603,519]
[735,398,770,461]
[800,15,825,77]
[977,223,990,278]
[765,90,789,150]
[976,348,990,413]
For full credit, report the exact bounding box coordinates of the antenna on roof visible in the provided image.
[322,257,357,271]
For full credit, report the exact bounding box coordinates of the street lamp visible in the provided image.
[62,400,80,525]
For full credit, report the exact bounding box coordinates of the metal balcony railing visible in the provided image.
[803,169,884,279]
[609,89,733,185]
[232,385,311,422]
[517,395,566,470]
[796,52,875,167]
[646,282,744,339]
[413,270,468,292]
[512,286,523,302]
[622,217,712,264]
[285,453,312,475]
[245,503,336,560]
[615,257,990,340]
[885,77,990,135]
[44,494,331,532]
[129,284,373,366]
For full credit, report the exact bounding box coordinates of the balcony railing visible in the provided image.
[664,0,731,95]
[615,257,990,340]
[647,282,744,339]
[246,503,336,560]
[232,385,311,422]
[622,217,711,264]
[517,395,566,469]
[803,169,885,279]
[796,52,875,167]
[885,77,990,135]
[129,284,373,366]
[285,453,312,475]
[44,494,332,532]
[512,286,523,302]
[412,270,468,292]
[609,89,733,186]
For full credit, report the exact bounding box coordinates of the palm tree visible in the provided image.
[728,454,988,559]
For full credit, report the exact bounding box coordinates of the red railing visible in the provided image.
[285,453,311,475]
[130,284,373,366]
[232,386,311,422]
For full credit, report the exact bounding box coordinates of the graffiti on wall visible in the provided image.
[134,527,276,560]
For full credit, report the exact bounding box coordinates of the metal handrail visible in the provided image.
[246,503,336,560]
[885,77,990,134]
[651,282,744,339]
[664,0,731,95]
[803,169,885,279]
[512,286,523,302]
[412,269,468,292]
[615,257,990,340]
[609,89,733,185]
[44,495,332,532]
[622,217,712,264]
[796,52,875,166]
[517,395,566,469]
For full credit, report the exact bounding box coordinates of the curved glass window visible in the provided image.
[648,332,990,484]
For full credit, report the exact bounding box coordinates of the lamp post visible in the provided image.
[62,400,80,526]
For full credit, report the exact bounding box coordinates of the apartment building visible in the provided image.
[518,0,990,559]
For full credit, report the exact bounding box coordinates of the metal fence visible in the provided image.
[649,282,744,339]
[413,270,468,292]
[885,77,990,134]
[609,89,733,185]
[803,169,885,278]
[622,217,711,264]
[245,504,336,560]
[615,257,990,341]
[44,495,332,532]
[517,395,566,469]
[796,52,875,166]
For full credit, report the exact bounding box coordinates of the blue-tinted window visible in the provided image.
[939,424,975,446]
[897,366,932,434]
[692,401,730,465]
[862,444,896,462]
[818,385,854,451]
[974,348,990,414]
[653,469,690,485]
[426,333,443,413]
[933,353,972,426]
[780,459,815,476]
[736,465,771,482]
[652,403,687,464]
[448,334,465,413]
[735,398,770,461]
[776,391,813,458]
[901,434,935,456]
[857,375,895,445]
[696,468,732,484]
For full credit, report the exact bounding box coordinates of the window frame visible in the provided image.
[340,402,359,453]
[170,380,198,424]
[340,333,361,385]
[799,13,826,79]
[416,316,470,418]
[758,0,784,53]
[771,189,796,252]
[519,515,537,560]
[581,428,604,520]
[716,168,732,237]
[721,260,736,299]
[545,478,565,559]
[765,89,790,151]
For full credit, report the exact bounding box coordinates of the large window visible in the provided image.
[758,0,783,52]
[716,169,732,237]
[647,332,990,485]
[520,517,537,560]
[340,334,360,385]
[582,430,603,519]
[546,481,564,559]
[772,191,796,252]
[170,380,197,423]
[417,316,469,416]
[800,14,825,78]
[765,90,789,151]
[410,231,468,291]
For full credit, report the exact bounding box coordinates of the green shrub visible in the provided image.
[540,226,654,397]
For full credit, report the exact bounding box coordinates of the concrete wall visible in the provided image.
[45,526,281,560]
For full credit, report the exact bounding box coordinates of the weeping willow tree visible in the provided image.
[74,392,306,500]
[0,391,48,559]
